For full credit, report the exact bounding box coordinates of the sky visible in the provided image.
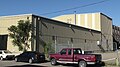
[0,0,120,26]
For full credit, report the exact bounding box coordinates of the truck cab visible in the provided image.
[49,48,102,67]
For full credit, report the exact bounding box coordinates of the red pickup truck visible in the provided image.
[49,48,102,67]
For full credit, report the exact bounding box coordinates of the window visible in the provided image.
[60,49,67,55]
[52,36,55,40]
[71,38,73,43]
[52,36,57,41]
[85,39,86,43]
[28,52,35,57]
[21,52,28,56]
[73,49,82,54]
[68,49,72,55]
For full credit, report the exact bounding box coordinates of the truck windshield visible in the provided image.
[73,49,82,54]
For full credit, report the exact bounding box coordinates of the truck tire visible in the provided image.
[78,60,87,67]
[51,58,57,65]
[0,56,3,61]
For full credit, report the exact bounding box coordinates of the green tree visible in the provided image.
[8,20,32,51]
[43,42,55,58]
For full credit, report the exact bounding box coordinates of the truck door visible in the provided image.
[65,49,73,62]
[58,49,68,61]
[73,49,82,62]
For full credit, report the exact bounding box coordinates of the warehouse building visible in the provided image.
[52,12,113,51]
[32,15,101,52]
[0,14,33,52]
[0,14,103,53]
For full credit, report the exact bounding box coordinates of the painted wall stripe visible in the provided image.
[78,14,81,26]
[92,14,95,29]
[85,14,88,27]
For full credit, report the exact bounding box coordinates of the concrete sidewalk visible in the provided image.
[94,51,120,65]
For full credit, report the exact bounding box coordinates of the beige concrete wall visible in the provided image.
[53,14,76,25]
[79,14,85,27]
[0,14,32,52]
[87,14,92,29]
[52,13,101,31]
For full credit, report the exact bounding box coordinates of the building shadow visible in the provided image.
[5,64,47,67]
[59,64,104,67]
[5,60,50,67]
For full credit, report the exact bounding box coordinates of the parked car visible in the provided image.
[15,51,45,63]
[49,48,102,67]
[0,50,15,60]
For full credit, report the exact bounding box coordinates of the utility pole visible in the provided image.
[74,11,76,25]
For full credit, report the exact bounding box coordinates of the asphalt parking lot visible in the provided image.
[0,60,104,67]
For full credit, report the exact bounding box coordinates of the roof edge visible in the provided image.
[100,13,112,20]
[0,13,34,18]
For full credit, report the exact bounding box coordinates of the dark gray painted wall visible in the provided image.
[32,15,101,53]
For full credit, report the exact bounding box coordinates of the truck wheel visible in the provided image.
[0,57,3,61]
[51,58,57,65]
[78,60,87,67]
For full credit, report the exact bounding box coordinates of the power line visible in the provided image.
[41,0,111,15]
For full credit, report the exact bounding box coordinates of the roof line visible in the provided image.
[0,14,33,18]
[33,14,101,33]
[52,12,112,20]
[100,13,112,20]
